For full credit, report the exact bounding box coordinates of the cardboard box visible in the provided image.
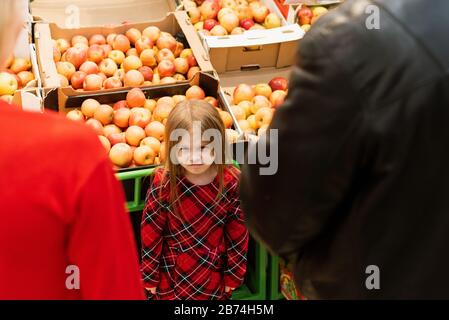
[30,0,178,27]
[182,0,304,73]
[34,11,214,96]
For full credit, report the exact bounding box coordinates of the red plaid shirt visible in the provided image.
[141,167,249,300]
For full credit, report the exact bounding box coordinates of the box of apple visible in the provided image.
[184,0,283,36]
[0,55,35,103]
[227,76,288,136]
[63,85,237,170]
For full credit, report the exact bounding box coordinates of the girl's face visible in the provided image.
[176,132,216,176]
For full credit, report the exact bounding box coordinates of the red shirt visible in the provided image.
[141,167,249,300]
[0,101,144,299]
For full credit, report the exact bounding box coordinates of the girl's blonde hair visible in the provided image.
[162,99,232,217]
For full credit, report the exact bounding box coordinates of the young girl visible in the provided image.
[141,99,249,300]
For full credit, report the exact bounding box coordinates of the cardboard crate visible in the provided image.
[34,11,214,96]
[180,0,304,73]
[30,0,178,27]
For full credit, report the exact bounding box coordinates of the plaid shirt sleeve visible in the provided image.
[140,172,166,289]
[223,182,249,289]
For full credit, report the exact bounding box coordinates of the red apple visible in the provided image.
[109,143,133,167]
[79,61,99,75]
[156,34,177,52]
[142,26,161,42]
[85,118,103,135]
[135,36,154,55]
[130,107,152,128]
[125,28,142,45]
[65,47,87,69]
[113,100,128,110]
[204,96,218,108]
[99,58,118,77]
[113,107,131,128]
[100,44,112,58]
[126,88,146,108]
[187,55,197,68]
[157,60,176,78]
[87,45,104,64]
[233,83,255,104]
[186,85,206,100]
[83,74,103,91]
[138,66,154,81]
[71,35,89,47]
[70,71,87,89]
[268,77,288,91]
[103,124,122,138]
[103,76,123,89]
[204,19,219,31]
[270,90,287,108]
[123,55,143,72]
[156,48,175,63]
[124,70,145,87]
[200,0,220,20]
[108,132,126,146]
[89,34,106,46]
[297,6,313,25]
[240,18,255,30]
[113,34,131,53]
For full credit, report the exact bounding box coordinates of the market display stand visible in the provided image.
[116,168,268,300]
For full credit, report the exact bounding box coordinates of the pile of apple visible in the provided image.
[229,76,288,136]
[185,0,282,36]
[53,27,200,91]
[0,55,34,103]
[65,86,235,169]
[296,5,329,32]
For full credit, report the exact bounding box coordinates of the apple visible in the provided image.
[238,100,253,117]
[210,25,228,36]
[100,44,112,57]
[251,95,272,113]
[252,4,269,23]
[235,4,253,21]
[204,19,219,31]
[231,105,246,121]
[113,34,131,53]
[106,33,117,46]
[219,13,240,33]
[233,83,255,104]
[188,7,202,24]
[17,71,35,87]
[126,125,146,146]
[79,61,100,75]
[156,34,177,52]
[186,85,206,100]
[89,34,106,46]
[98,135,111,153]
[56,61,76,80]
[125,28,142,45]
[270,90,287,108]
[240,18,255,30]
[10,57,32,73]
[138,66,154,81]
[109,143,133,167]
[173,57,189,74]
[114,69,126,82]
[250,24,265,30]
[195,21,204,31]
[113,107,131,128]
[99,58,118,77]
[83,74,103,91]
[87,45,104,64]
[53,47,61,62]
[97,72,107,83]
[238,119,254,133]
[218,8,234,21]
[312,6,329,18]
[269,77,288,91]
[0,72,18,95]
[156,48,175,64]
[103,124,122,137]
[58,74,69,86]
[124,70,145,87]
[140,48,157,67]
[145,121,165,141]
[247,114,258,130]
[219,110,233,128]
[187,55,197,68]
[94,104,114,125]
[174,42,184,57]
[108,50,125,65]
[133,145,156,166]
[187,66,201,79]
[254,83,272,98]
[180,49,193,59]
[55,38,70,54]
[144,99,157,112]
[173,74,186,82]
[297,6,313,25]
[142,26,161,42]
[264,13,281,29]
[152,103,173,122]
[85,118,103,135]
[301,24,311,32]
[255,107,274,127]
[70,71,87,89]
[158,96,176,108]
[65,47,87,69]
[71,35,89,47]
[108,132,126,146]
[113,100,128,110]
[127,88,146,108]
[130,107,152,128]
[157,60,176,78]
[81,98,101,118]
[135,36,154,54]
[103,76,123,89]
[160,77,176,84]
[231,27,245,34]
[123,55,143,72]
[204,96,218,108]
[66,109,84,122]
[140,136,161,154]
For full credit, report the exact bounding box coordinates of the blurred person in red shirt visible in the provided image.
[0,1,144,300]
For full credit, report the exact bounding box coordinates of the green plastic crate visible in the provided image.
[116,167,268,300]
[268,255,284,300]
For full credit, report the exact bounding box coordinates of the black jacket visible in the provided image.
[240,0,449,299]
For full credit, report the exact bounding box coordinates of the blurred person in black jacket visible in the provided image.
[240,0,449,299]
